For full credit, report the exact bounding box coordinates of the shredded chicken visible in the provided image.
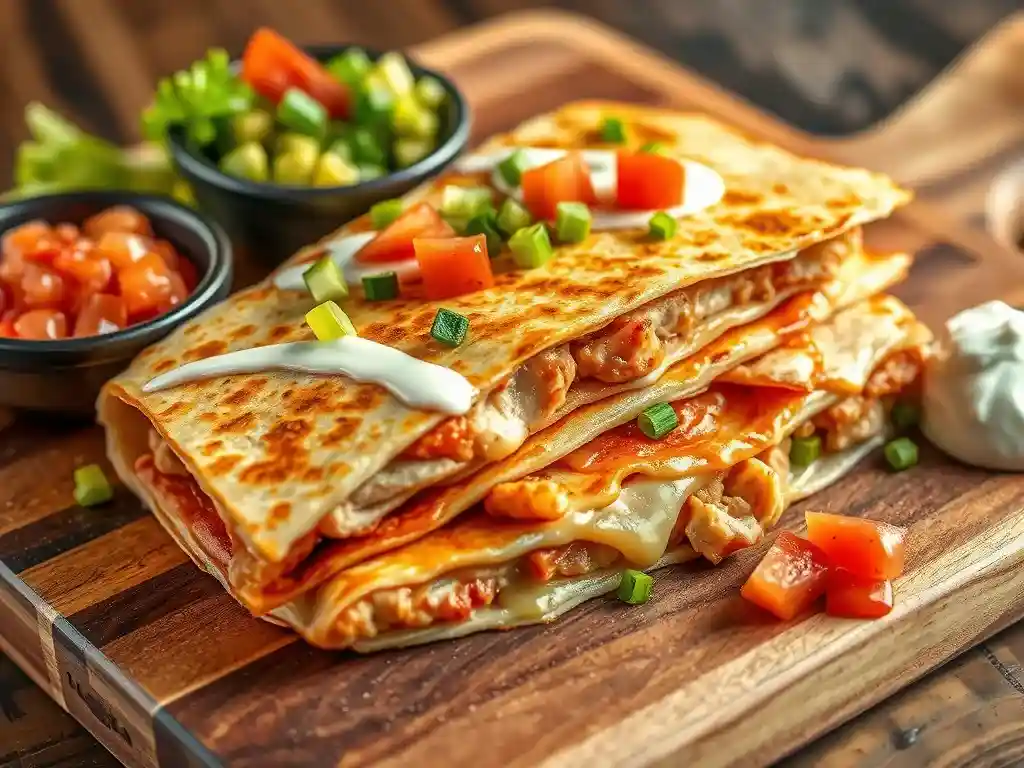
[485,479,568,521]
[865,348,923,398]
[525,542,622,582]
[813,396,885,452]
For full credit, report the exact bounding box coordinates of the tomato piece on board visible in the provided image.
[805,511,906,580]
[21,264,67,309]
[616,151,684,210]
[740,531,830,621]
[825,571,894,619]
[413,234,494,300]
[119,253,173,316]
[95,232,152,271]
[74,293,128,337]
[14,308,67,339]
[241,28,351,118]
[520,153,597,220]
[357,203,455,264]
[83,206,153,239]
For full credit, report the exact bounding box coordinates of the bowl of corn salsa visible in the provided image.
[164,30,470,266]
[0,191,232,414]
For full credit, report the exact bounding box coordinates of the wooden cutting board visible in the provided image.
[2,11,1024,768]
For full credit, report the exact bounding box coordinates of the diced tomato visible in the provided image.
[241,28,351,119]
[0,317,16,337]
[3,220,51,259]
[414,234,494,300]
[177,255,199,291]
[520,153,597,220]
[805,511,906,580]
[118,253,173,316]
[740,531,830,621]
[53,223,81,245]
[74,294,127,337]
[616,151,684,210]
[825,570,894,619]
[14,309,67,340]
[95,232,152,271]
[149,238,180,271]
[159,272,189,312]
[83,206,153,239]
[54,243,113,295]
[23,234,63,266]
[357,203,455,264]
[20,264,67,309]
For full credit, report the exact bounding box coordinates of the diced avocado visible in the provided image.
[219,141,269,182]
[231,109,274,145]
[313,152,360,187]
[272,139,320,185]
[393,95,439,138]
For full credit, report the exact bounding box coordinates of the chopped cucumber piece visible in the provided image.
[276,88,328,139]
[303,256,349,303]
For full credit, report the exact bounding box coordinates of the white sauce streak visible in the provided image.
[922,300,1024,471]
[143,337,476,416]
[272,232,418,293]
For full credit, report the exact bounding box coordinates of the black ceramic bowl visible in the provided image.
[167,44,471,268]
[0,191,232,414]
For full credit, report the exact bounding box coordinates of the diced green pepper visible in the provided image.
[276,88,328,139]
[554,201,592,244]
[414,76,446,110]
[617,569,653,605]
[350,127,388,166]
[464,213,502,257]
[496,198,532,237]
[497,149,530,187]
[637,402,679,439]
[313,152,360,186]
[393,137,432,168]
[272,138,320,185]
[648,211,677,240]
[599,116,626,143]
[370,199,404,229]
[327,47,373,85]
[219,141,269,182]
[393,95,439,138]
[430,307,469,347]
[508,223,554,269]
[362,272,400,301]
[303,256,349,303]
[374,52,415,96]
[305,300,358,341]
[884,437,918,472]
[73,464,114,507]
[231,109,273,145]
[790,435,822,467]
[440,185,493,223]
[355,76,395,125]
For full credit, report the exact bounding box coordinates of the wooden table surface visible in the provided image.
[1,1,1023,767]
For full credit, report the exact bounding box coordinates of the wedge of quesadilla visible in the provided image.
[268,294,931,650]
[99,101,911,616]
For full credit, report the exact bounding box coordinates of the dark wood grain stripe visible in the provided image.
[68,563,223,649]
[0,490,147,574]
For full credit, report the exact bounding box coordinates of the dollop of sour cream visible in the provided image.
[922,300,1024,471]
[143,337,476,416]
[456,148,726,230]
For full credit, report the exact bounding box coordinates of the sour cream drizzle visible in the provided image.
[143,337,476,416]
[922,301,1024,471]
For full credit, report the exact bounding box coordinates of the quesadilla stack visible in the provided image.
[99,101,922,649]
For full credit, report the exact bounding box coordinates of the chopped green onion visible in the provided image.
[464,213,502,257]
[414,76,447,110]
[430,308,469,347]
[637,402,679,440]
[276,87,328,139]
[890,401,920,432]
[497,149,530,187]
[370,199,404,229]
[554,201,592,244]
[617,569,653,605]
[312,152,360,187]
[305,301,357,341]
[303,256,348,303]
[374,52,416,96]
[790,434,822,467]
[362,272,399,301]
[231,109,273,145]
[73,464,113,507]
[508,223,554,269]
[350,127,388,166]
[640,141,668,155]
[327,48,373,85]
[218,141,269,182]
[393,95,439,138]
[393,137,433,168]
[441,185,494,222]
[496,198,533,237]
[648,211,678,240]
[884,437,918,472]
[599,117,626,143]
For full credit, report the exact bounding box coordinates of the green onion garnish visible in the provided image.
[789,434,822,467]
[464,213,502,257]
[73,464,113,507]
[370,199,404,229]
[508,223,554,269]
[554,201,592,244]
[648,211,678,240]
[884,437,918,472]
[305,301,357,341]
[640,141,668,155]
[430,307,469,347]
[599,117,627,144]
[496,198,533,237]
[303,256,349,304]
[362,272,399,301]
[497,149,530,187]
[440,185,493,223]
[637,402,679,440]
[890,402,920,432]
[617,569,653,605]
[276,87,328,139]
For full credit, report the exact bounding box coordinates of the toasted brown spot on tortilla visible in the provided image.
[773,183,789,195]
[158,402,188,419]
[231,324,257,340]
[220,377,268,407]
[268,324,293,342]
[284,380,339,415]
[183,324,202,336]
[152,358,176,373]
[184,340,228,362]
[360,322,405,346]
[210,454,242,474]
[267,501,292,530]
[321,416,359,447]
[215,412,256,434]
[239,418,312,485]
[199,412,217,423]
[722,190,763,206]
